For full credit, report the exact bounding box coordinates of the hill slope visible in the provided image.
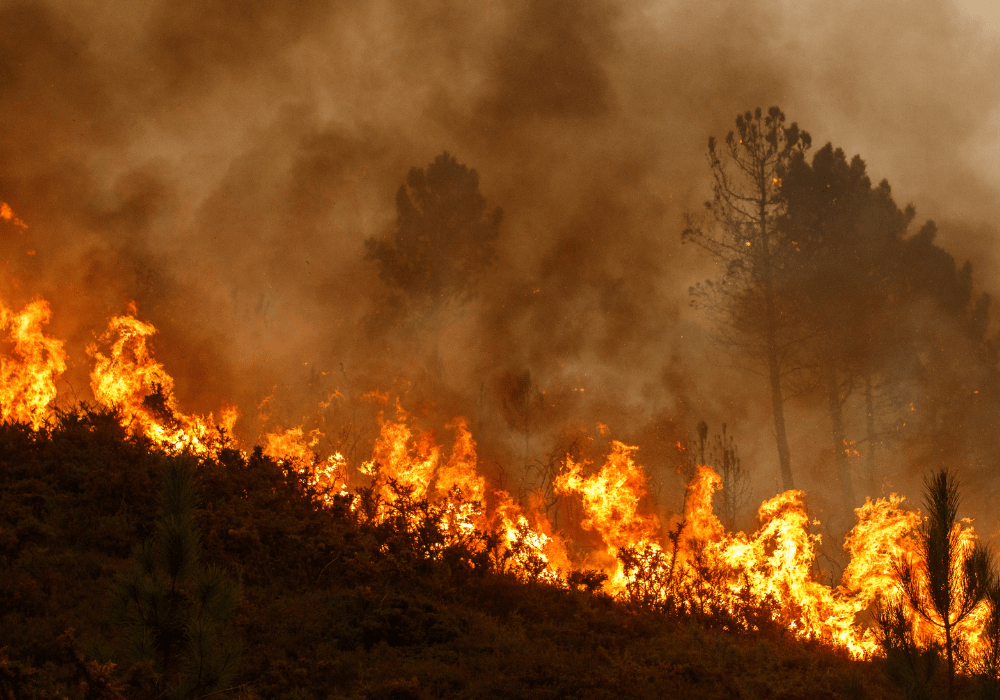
[0,410,910,699]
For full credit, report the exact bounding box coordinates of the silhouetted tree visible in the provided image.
[684,107,811,491]
[896,221,1000,477]
[896,470,993,699]
[709,424,748,531]
[682,421,748,530]
[781,143,915,508]
[365,151,502,306]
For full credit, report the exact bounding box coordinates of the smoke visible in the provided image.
[2,0,999,530]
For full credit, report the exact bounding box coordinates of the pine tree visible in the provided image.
[896,470,993,699]
[684,107,810,491]
[111,457,242,699]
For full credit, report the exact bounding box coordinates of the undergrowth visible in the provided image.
[0,408,917,699]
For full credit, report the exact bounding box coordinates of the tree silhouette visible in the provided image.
[365,151,502,307]
[896,221,1000,477]
[780,143,914,508]
[783,142,999,505]
[684,107,811,491]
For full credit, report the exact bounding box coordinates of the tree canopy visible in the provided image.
[365,151,502,306]
[684,106,811,491]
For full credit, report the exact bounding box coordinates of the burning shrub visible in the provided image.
[618,540,681,613]
[567,568,609,594]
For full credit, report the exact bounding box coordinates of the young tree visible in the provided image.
[683,421,748,531]
[896,470,993,699]
[684,107,811,491]
[111,457,242,699]
[365,151,503,307]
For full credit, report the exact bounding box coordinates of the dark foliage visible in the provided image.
[365,152,502,306]
[873,593,940,700]
[0,408,907,698]
[683,106,811,492]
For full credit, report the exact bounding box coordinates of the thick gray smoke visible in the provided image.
[1,0,998,533]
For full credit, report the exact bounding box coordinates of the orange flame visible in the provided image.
[87,309,236,455]
[554,441,662,590]
[2,291,995,661]
[361,406,439,500]
[0,299,66,429]
[264,426,348,502]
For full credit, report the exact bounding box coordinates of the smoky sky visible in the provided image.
[1,0,999,520]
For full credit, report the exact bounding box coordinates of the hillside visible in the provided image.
[0,409,931,700]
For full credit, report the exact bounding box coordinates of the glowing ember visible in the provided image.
[0,201,27,229]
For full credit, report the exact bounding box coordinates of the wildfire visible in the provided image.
[0,291,994,662]
[554,441,663,590]
[0,299,66,429]
[87,308,237,456]
[264,426,348,502]
[360,406,439,500]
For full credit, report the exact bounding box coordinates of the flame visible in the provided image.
[555,452,932,657]
[0,299,66,429]
[1,291,996,662]
[264,426,348,502]
[360,405,439,500]
[435,417,485,503]
[354,411,571,582]
[264,425,320,466]
[554,441,662,591]
[87,309,235,456]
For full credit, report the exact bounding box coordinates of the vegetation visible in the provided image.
[0,407,925,699]
[364,151,503,308]
[109,457,242,699]
[683,107,812,492]
[863,468,1000,700]
[874,471,994,699]
[686,106,1000,520]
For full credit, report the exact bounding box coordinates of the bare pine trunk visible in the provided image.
[768,348,794,491]
[864,374,877,495]
[760,189,794,492]
[826,359,856,511]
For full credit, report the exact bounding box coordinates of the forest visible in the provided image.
[3,104,1000,699]
[3,0,1000,697]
